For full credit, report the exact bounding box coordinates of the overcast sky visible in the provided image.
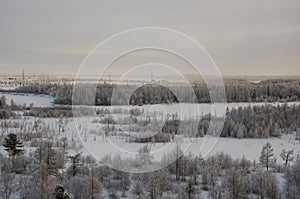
[0,0,299,77]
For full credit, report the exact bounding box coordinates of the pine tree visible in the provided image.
[203,156,220,198]
[223,167,244,199]
[259,142,275,171]
[149,169,171,199]
[136,145,153,168]
[67,174,102,199]
[271,123,281,137]
[132,180,144,199]
[45,141,58,176]
[34,141,58,176]
[67,152,82,177]
[174,143,183,181]
[185,179,197,199]
[296,129,300,143]
[284,160,300,199]
[0,156,15,199]
[149,172,160,199]
[0,95,6,109]
[263,171,280,199]
[120,172,130,197]
[3,133,24,156]
[53,185,70,199]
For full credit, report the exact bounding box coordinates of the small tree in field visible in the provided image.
[260,142,275,171]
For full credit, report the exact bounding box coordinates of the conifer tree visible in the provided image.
[3,133,24,156]
[259,142,275,171]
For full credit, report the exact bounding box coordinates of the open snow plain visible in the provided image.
[1,92,299,164]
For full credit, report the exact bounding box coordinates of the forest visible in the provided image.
[8,78,300,105]
[1,132,300,199]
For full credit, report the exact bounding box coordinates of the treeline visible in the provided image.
[94,104,300,140]
[24,107,73,118]
[0,95,20,119]
[13,78,300,105]
[202,104,300,138]
[0,95,74,119]
[143,104,300,139]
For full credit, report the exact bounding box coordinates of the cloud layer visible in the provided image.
[0,0,299,76]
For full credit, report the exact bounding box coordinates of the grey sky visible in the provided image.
[0,0,299,77]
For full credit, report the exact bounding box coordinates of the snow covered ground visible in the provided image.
[80,132,300,164]
[1,94,299,171]
[63,115,300,167]
[2,115,299,173]
[190,134,299,161]
[0,92,54,107]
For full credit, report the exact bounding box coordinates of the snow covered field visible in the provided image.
[76,127,300,164]
[0,92,54,107]
[1,91,299,164]
[1,92,299,167]
[26,114,298,167]
[1,115,299,173]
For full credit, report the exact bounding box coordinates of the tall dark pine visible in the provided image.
[46,141,58,176]
[259,142,275,171]
[185,180,197,199]
[67,152,82,177]
[3,133,24,156]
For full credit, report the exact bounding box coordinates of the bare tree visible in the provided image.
[280,149,294,167]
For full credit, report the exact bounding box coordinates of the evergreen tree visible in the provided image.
[132,180,145,199]
[53,185,70,199]
[253,171,279,199]
[259,142,275,171]
[0,95,6,109]
[149,169,171,199]
[222,167,245,199]
[68,174,102,199]
[0,156,15,199]
[119,172,131,197]
[3,133,24,156]
[45,142,58,176]
[67,152,82,177]
[185,179,197,199]
[284,160,300,199]
[33,141,58,176]
[202,156,220,198]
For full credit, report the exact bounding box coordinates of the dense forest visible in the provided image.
[127,104,300,142]
[200,104,300,138]
[8,78,300,105]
